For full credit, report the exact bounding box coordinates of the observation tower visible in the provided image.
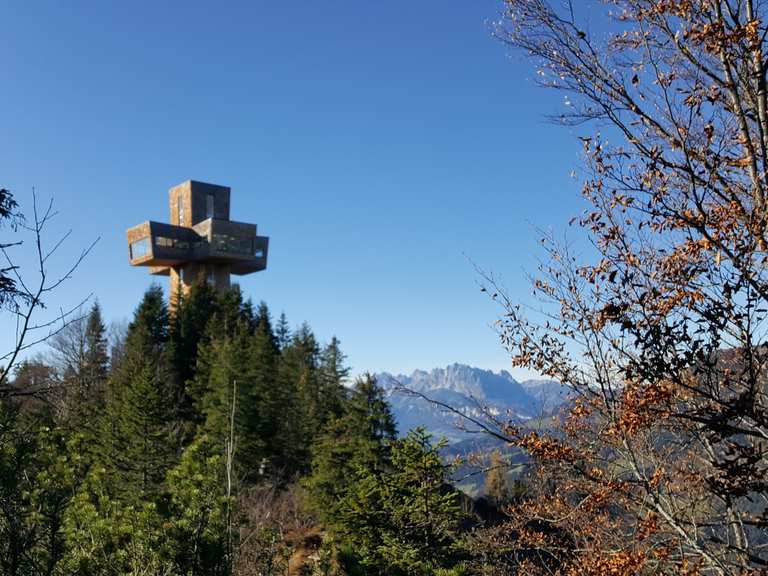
[126,180,269,305]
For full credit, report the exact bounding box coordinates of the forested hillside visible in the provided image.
[0,185,527,575]
[1,270,496,575]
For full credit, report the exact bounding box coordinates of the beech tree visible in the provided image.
[50,302,109,433]
[475,1,768,574]
[482,450,516,508]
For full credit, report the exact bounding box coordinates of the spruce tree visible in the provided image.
[305,374,396,526]
[339,428,466,576]
[71,302,109,436]
[212,286,250,338]
[194,319,280,481]
[317,336,350,423]
[83,302,109,382]
[0,402,46,576]
[128,284,168,346]
[292,324,320,429]
[253,302,278,350]
[168,281,218,385]
[240,303,283,478]
[186,287,251,427]
[99,287,175,500]
[240,298,257,334]
[345,373,397,450]
[194,304,291,482]
[167,280,218,434]
[275,312,291,351]
[197,333,251,453]
[276,324,320,473]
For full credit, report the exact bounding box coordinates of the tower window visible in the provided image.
[206,194,214,219]
[129,237,150,259]
[178,195,185,225]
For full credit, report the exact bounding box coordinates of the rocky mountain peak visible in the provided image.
[375,364,567,442]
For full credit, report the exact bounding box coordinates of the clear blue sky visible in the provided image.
[1,1,585,378]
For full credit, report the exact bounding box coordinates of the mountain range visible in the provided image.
[375,363,568,442]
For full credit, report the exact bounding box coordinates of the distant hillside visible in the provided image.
[375,363,568,442]
[442,435,528,498]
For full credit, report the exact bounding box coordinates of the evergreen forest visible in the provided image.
[2,251,490,575]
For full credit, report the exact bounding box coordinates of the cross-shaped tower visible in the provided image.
[126,180,269,306]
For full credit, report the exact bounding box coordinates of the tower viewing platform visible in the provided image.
[126,180,269,304]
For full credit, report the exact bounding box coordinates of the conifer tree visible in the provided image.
[0,401,85,576]
[276,324,320,472]
[24,428,87,575]
[44,301,110,481]
[168,281,218,385]
[275,312,291,351]
[99,286,175,500]
[212,286,250,338]
[345,374,397,450]
[240,303,283,478]
[61,466,172,576]
[194,302,296,481]
[338,428,466,576]
[0,402,44,575]
[253,302,278,350]
[305,374,396,526]
[196,333,251,455]
[0,188,20,312]
[165,434,230,576]
[72,302,108,434]
[317,336,350,422]
[83,302,109,380]
[65,288,178,572]
[168,281,219,433]
[128,284,168,347]
[240,298,258,334]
